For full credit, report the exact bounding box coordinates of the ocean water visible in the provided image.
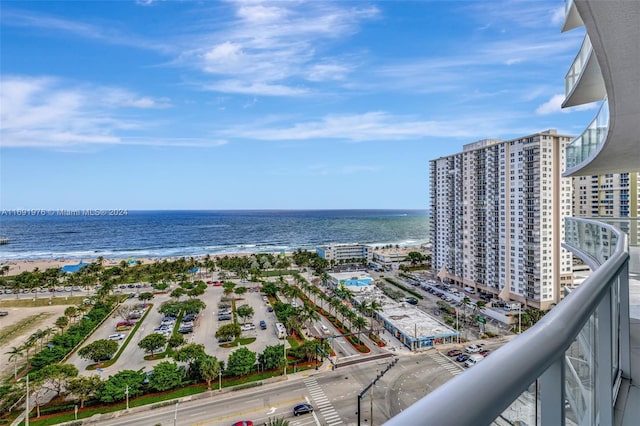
[0,210,429,260]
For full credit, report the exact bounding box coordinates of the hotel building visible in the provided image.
[430,130,574,310]
[316,243,372,264]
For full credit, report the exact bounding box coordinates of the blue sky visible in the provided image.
[0,0,595,210]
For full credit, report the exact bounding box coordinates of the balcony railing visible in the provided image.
[565,35,593,96]
[384,217,629,426]
[565,99,609,172]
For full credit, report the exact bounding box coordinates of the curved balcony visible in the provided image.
[562,35,605,108]
[562,0,640,176]
[562,0,583,32]
[384,218,630,426]
[564,99,609,174]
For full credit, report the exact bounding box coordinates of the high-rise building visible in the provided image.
[430,130,574,310]
[573,173,639,218]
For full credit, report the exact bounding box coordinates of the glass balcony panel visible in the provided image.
[565,99,610,171]
[565,312,596,424]
[494,381,538,425]
[565,36,593,95]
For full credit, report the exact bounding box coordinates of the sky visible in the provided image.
[0,0,597,210]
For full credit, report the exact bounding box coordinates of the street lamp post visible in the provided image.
[218,370,222,392]
[456,310,460,343]
[518,307,522,334]
[125,385,129,410]
[25,375,29,426]
[283,342,287,376]
[173,401,179,426]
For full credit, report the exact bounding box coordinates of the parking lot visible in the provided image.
[70,279,290,376]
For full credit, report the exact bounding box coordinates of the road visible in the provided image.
[87,340,512,426]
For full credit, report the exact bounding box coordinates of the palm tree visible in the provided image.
[6,346,24,379]
[353,316,368,344]
[21,337,37,365]
[462,297,471,324]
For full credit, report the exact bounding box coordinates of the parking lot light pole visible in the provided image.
[125,385,129,410]
[218,370,222,392]
[283,342,287,376]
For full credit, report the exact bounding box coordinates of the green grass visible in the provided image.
[286,337,299,348]
[87,303,153,370]
[383,277,424,300]
[0,312,53,347]
[238,337,256,345]
[0,296,86,308]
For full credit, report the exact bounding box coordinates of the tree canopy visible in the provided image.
[148,361,184,392]
[96,370,145,403]
[226,347,256,376]
[78,339,118,363]
[138,333,167,356]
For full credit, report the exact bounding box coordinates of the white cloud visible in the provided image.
[180,1,379,96]
[551,6,566,26]
[536,94,600,115]
[536,94,565,115]
[0,76,188,148]
[204,80,308,97]
[1,8,169,53]
[221,111,487,142]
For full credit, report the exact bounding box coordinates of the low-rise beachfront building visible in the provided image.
[316,243,372,265]
[371,247,413,270]
[377,303,459,350]
[353,287,459,351]
[328,271,374,293]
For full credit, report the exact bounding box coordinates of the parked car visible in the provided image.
[259,320,267,330]
[241,323,256,331]
[465,344,481,353]
[231,422,253,426]
[293,403,314,416]
[0,311,8,316]
[267,306,274,312]
[178,326,193,334]
[405,298,418,305]
[218,315,232,321]
[464,354,484,368]
[456,353,470,362]
[183,314,197,322]
[447,349,462,357]
[479,349,491,357]
[218,336,233,343]
[108,333,125,341]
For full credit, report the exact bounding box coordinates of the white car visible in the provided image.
[465,344,481,353]
[320,324,330,334]
[108,333,125,341]
[240,323,256,331]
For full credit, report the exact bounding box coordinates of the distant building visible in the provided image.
[371,248,412,270]
[430,129,574,310]
[573,173,639,218]
[316,243,372,264]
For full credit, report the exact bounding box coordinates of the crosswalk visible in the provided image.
[428,351,464,376]
[302,377,344,426]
